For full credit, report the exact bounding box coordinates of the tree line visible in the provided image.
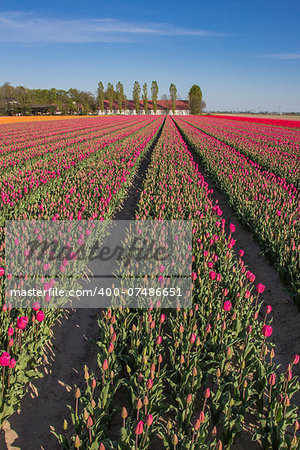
[97,81,161,114]
[0,82,97,115]
[0,81,205,115]
[98,81,205,114]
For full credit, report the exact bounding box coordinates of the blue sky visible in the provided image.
[0,0,299,111]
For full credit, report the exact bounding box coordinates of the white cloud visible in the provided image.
[0,12,232,44]
[257,53,300,60]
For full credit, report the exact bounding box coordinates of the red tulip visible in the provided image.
[0,352,11,366]
[262,325,273,337]
[257,283,265,294]
[36,311,45,322]
[223,301,232,312]
[145,414,153,426]
[135,420,144,435]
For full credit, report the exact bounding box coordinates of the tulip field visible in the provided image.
[0,115,299,449]
[174,117,300,303]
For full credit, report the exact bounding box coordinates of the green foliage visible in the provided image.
[97,82,104,112]
[169,83,177,114]
[107,83,114,112]
[151,81,159,114]
[116,82,124,114]
[188,84,203,115]
[0,83,96,115]
[133,81,141,114]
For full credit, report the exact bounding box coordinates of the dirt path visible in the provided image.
[0,122,165,450]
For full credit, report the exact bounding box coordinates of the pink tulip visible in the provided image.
[155,336,162,345]
[16,316,29,330]
[205,323,211,333]
[198,411,205,423]
[108,343,114,353]
[0,352,11,366]
[146,379,153,390]
[189,333,196,344]
[102,359,108,371]
[204,388,211,399]
[32,301,40,311]
[223,301,232,312]
[36,311,45,322]
[145,414,153,426]
[286,370,292,381]
[209,271,216,280]
[269,373,276,386]
[266,305,272,314]
[257,283,265,294]
[9,358,16,369]
[262,325,273,337]
[135,420,144,435]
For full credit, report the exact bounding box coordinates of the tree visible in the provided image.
[151,81,158,114]
[97,82,104,113]
[15,86,31,114]
[0,82,15,100]
[116,82,124,114]
[49,88,57,103]
[107,83,114,113]
[188,85,203,115]
[169,83,177,114]
[142,83,148,114]
[133,81,141,114]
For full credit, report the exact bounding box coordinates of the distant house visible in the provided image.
[0,97,19,112]
[97,100,190,115]
[30,104,57,115]
[30,102,84,115]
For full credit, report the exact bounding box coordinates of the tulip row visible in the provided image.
[207,115,300,130]
[0,116,142,149]
[174,117,300,303]
[56,117,299,449]
[180,116,300,188]
[0,116,146,170]
[0,117,159,225]
[203,116,300,152]
[0,116,164,424]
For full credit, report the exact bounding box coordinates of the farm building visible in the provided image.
[97,100,190,115]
